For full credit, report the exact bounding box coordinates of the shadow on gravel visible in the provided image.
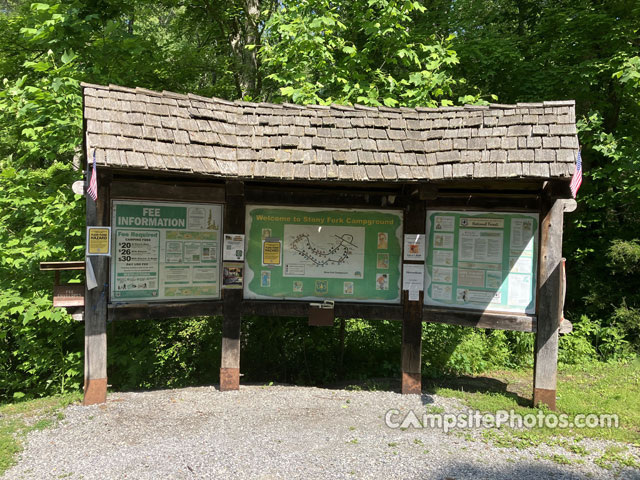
[432,462,591,480]
[320,377,435,405]
[322,373,531,407]
[424,375,531,408]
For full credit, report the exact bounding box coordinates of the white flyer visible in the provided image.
[402,264,425,291]
[403,234,425,261]
[223,234,245,261]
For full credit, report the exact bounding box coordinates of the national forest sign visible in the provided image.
[110,200,223,302]
[424,210,539,314]
[244,206,403,303]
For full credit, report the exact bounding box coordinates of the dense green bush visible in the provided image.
[108,317,222,390]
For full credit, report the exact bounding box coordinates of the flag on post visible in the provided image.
[569,149,582,198]
[87,150,98,201]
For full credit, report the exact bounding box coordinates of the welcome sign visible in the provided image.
[244,206,403,303]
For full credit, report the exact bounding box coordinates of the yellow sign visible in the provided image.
[262,240,281,266]
[87,226,111,256]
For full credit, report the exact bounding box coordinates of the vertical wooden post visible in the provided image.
[533,192,566,410]
[338,318,346,379]
[83,170,109,406]
[401,194,425,394]
[220,180,245,391]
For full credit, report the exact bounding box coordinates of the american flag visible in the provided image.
[87,150,98,201]
[570,149,582,198]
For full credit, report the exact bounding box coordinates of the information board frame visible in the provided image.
[110,199,223,303]
[244,205,404,304]
[424,209,539,314]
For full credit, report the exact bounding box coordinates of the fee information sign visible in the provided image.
[110,200,222,302]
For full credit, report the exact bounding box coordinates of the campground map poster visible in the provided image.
[245,206,403,303]
[425,210,539,314]
[110,200,222,302]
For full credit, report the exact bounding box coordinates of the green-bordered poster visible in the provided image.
[245,206,403,303]
[110,200,222,302]
[425,210,539,314]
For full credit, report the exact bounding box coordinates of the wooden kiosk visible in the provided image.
[81,83,578,408]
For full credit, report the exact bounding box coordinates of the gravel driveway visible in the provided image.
[3,385,639,479]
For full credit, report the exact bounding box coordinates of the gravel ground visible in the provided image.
[3,385,639,480]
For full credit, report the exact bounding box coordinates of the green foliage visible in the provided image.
[259,0,482,107]
[0,9,84,400]
[108,317,222,390]
[240,317,400,385]
[558,316,598,365]
[559,315,634,364]
[607,239,640,275]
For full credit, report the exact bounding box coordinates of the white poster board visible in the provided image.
[425,210,539,314]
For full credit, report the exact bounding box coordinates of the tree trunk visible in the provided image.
[229,0,262,99]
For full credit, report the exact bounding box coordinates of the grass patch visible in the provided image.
[0,392,82,475]
[595,445,640,471]
[426,358,640,444]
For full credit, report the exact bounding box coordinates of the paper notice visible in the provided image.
[403,264,425,291]
[457,289,501,304]
[404,234,425,261]
[508,274,532,306]
[458,230,503,263]
[86,257,98,290]
[434,233,454,249]
[87,227,111,256]
[223,234,245,261]
[431,284,452,300]
[433,215,455,232]
[509,256,533,274]
[510,218,534,250]
[457,269,486,287]
[485,270,502,289]
[163,266,191,283]
[262,240,282,266]
[432,266,452,284]
[433,250,454,266]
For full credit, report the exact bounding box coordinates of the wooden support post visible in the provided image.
[338,318,346,379]
[83,171,109,406]
[401,194,425,394]
[533,193,568,410]
[220,180,244,391]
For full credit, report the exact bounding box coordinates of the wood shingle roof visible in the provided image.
[83,83,579,182]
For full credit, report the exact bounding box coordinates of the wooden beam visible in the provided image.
[110,180,224,203]
[533,193,567,410]
[108,301,223,322]
[40,261,86,271]
[83,170,110,406]
[244,184,405,209]
[427,196,540,211]
[401,198,425,394]
[548,179,574,200]
[220,180,244,391]
[423,307,536,332]
[240,300,403,321]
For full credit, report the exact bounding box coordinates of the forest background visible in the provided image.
[1,0,639,400]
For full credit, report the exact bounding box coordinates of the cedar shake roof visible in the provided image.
[82,83,579,182]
